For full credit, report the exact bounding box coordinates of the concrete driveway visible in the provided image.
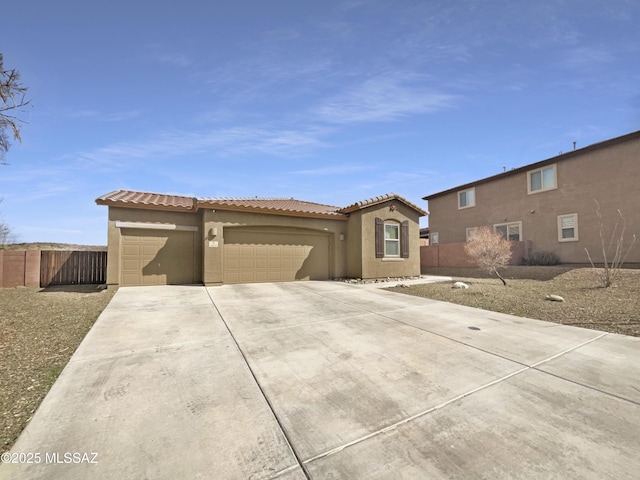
[2,281,639,479]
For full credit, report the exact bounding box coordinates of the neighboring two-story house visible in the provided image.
[423,130,640,266]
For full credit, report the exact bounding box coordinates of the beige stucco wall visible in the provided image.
[105,201,424,285]
[201,209,348,285]
[427,136,640,264]
[348,201,422,279]
[105,207,202,286]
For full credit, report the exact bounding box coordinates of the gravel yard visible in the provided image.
[0,285,115,454]
[389,266,640,337]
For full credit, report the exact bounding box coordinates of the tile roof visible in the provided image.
[96,190,427,217]
[198,197,345,218]
[339,193,428,215]
[95,190,196,211]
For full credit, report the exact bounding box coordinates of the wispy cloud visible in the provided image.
[287,164,374,176]
[560,45,615,70]
[313,74,458,124]
[65,109,142,122]
[72,125,331,167]
[154,53,192,67]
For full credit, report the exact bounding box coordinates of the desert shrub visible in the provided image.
[464,226,513,285]
[585,200,637,287]
[521,251,560,266]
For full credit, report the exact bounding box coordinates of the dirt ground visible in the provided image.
[389,266,640,337]
[0,285,115,454]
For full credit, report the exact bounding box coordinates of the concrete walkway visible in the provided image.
[2,282,639,479]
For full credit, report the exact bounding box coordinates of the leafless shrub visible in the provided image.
[585,200,637,288]
[521,250,560,266]
[464,226,513,285]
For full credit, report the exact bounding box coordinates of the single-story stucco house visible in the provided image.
[96,190,427,287]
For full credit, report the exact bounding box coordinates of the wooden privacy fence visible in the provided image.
[40,251,107,286]
[0,250,108,288]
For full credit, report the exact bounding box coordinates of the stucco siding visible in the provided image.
[358,202,422,278]
[202,209,348,285]
[106,207,202,286]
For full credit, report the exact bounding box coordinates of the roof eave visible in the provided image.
[196,201,348,220]
[340,196,427,216]
[423,129,640,201]
[95,199,196,213]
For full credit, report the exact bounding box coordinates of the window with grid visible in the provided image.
[558,214,578,241]
[384,223,400,256]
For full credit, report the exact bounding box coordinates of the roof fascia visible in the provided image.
[423,129,640,200]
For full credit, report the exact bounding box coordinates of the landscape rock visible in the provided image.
[452,281,469,289]
[545,294,565,302]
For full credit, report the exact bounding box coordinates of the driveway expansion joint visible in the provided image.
[205,287,312,480]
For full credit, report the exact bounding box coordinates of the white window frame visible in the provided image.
[558,214,579,242]
[527,164,557,194]
[384,222,400,257]
[466,227,477,241]
[430,232,439,244]
[458,188,476,209]
[494,221,522,241]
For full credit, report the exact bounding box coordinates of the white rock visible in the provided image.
[452,281,469,289]
[545,294,565,302]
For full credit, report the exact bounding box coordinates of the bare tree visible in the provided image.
[0,199,17,246]
[464,226,513,285]
[585,200,637,288]
[1,53,30,163]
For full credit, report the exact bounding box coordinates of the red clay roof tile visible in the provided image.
[339,193,427,215]
[96,190,426,217]
[96,190,196,211]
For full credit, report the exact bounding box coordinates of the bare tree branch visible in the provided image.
[1,53,31,164]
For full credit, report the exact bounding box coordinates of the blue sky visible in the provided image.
[2,0,639,245]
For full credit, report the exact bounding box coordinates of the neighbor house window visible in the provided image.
[528,164,557,194]
[458,188,476,209]
[558,214,578,242]
[466,227,477,241]
[494,221,522,241]
[375,218,410,258]
[431,232,439,244]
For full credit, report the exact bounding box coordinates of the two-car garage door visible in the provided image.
[223,228,330,284]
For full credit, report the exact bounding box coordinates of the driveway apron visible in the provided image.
[2,281,639,479]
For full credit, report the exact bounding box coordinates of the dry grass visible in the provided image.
[0,285,115,454]
[389,266,640,337]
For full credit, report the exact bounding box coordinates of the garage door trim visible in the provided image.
[116,221,198,232]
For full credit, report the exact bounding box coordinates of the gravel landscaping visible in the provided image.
[0,285,115,454]
[389,266,640,337]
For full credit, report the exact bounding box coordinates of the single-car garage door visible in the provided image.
[121,228,196,286]
[223,228,330,284]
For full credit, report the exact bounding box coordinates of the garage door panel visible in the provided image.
[121,229,195,286]
[223,228,329,284]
